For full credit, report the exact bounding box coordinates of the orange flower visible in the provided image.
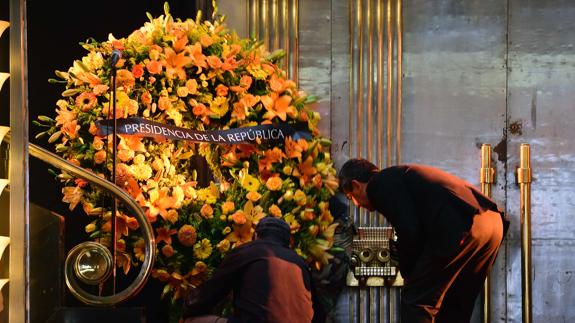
[297,156,318,186]
[93,84,109,96]
[221,201,235,215]
[200,34,214,47]
[162,47,191,80]
[231,210,247,225]
[62,120,80,139]
[141,91,152,107]
[189,42,208,74]
[162,244,174,257]
[207,55,222,69]
[285,137,308,160]
[146,60,163,74]
[192,103,208,116]
[221,147,240,167]
[261,93,295,121]
[200,204,214,219]
[270,73,287,93]
[118,135,146,152]
[246,191,262,202]
[62,186,82,210]
[132,64,144,78]
[178,224,197,247]
[215,84,228,97]
[294,189,307,206]
[265,176,283,191]
[94,150,107,164]
[240,93,259,108]
[230,75,253,93]
[172,34,189,53]
[186,79,198,95]
[258,147,285,174]
[232,102,247,121]
[269,204,282,217]
[89,122,99,135]
[156,227,178,245]
[158,96,172,111]
[75,92,97,111]
[102,212,139,238]
[116,69,136,89]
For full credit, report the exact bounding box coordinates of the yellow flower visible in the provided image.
[131,163,153,181]
[269,204,282,218]
[193,238,212,260]
[133,239,145,262]
[221,201,235,215]
[284,213,301,233]
[246,191,261,202]
[283,190,294,201]
[265,176,283,191]
[217,239,231,253]
[239,169,260,192]
[176,86,189,97]
[209,96,229,118]
[294,189,307,206]
[222,226,232,235]
[85,222,97,233]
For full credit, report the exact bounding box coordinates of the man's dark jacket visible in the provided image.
[182,236,314,323]
[366,164,509,279]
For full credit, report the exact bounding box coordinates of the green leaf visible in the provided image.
[62,88,82,97]
[37,115,55,123]
[48,78,67,84]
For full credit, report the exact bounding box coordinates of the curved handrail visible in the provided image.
[4,132,156,306]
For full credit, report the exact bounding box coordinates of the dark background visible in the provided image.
[1,1,213,322]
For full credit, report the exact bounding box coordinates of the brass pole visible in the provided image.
[480,144,495,323]
[385,0,393,167]
[282,0,289,72]
[376,0,383,169]
[291,0,299,85]
[366,0,373,162]
[518,143,532,323]
[262,0,269,50]
[395,0,403,165]
[356,0,363,158]
[272,0,279,50]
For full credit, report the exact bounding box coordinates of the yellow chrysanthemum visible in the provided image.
[193,238,212,260]
[131,163,153,181]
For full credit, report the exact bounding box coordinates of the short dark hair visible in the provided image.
[255,217,291,246]
[338,158,379,192]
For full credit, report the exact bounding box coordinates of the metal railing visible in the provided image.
[4,131,156,306]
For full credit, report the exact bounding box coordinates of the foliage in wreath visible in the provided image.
[36,4,339,302]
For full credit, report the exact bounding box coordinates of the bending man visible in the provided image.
[339,159,509,323]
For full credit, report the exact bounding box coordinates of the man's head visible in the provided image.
[255,216,291,246]
[338,158,378,211]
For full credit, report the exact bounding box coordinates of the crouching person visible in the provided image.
[182,217,314,323]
